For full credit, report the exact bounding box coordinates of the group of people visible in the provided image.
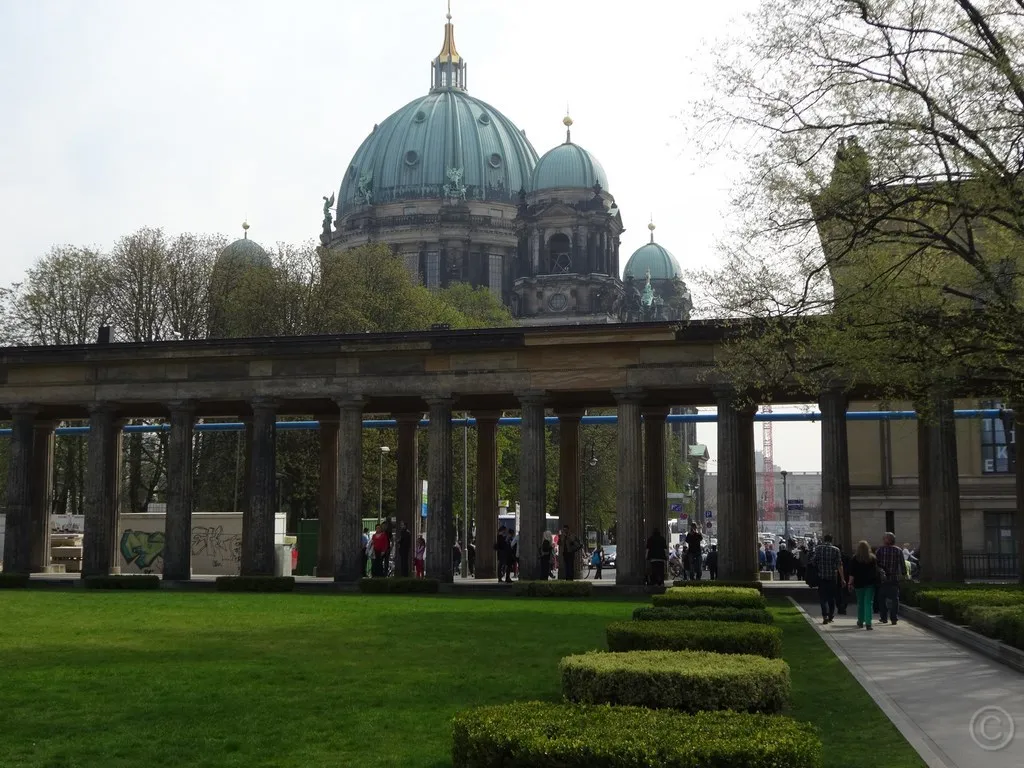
[494,525,586,582]
[647,522,719,586]
[362,522,418,578]
[809,532,908,629]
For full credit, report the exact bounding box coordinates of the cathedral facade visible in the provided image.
[321,10,691,325]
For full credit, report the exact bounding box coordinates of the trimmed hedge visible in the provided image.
[672,579,764,593]
[83,575,161,590]
[513,580,593,597]
[652,586,765,610]
[452,702,823,768]
[964,606,1024,651]
[358,577,440,594]
[633,605,774,624]
[917,588,1024,624]
[606,620,783,658]
[0,573,31,589]
[215,576,295,592]
[901,581,1024,607]
[560,650,789,713]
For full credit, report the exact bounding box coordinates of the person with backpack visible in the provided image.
[559,525,583,580]
[847,540,883,630]
[590,546,604,580]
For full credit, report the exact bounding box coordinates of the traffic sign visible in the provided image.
[787,499,804,511]
[670,503,683,513]
[704,510,713,519]
[705,521,713,529]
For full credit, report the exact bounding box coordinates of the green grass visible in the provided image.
[0,592,925,768]
[769,600,926,768]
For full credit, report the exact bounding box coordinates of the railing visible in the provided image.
[963,553,1019,579]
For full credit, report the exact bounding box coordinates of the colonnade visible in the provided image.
[1,389,969,583]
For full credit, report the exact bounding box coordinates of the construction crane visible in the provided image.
[762,405,775,521]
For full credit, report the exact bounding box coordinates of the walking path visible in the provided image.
[792,597,1024,768]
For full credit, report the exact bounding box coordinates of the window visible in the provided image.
[488,254,503,297]
[425,252,440,289]
[980,400,1015,474]
[984,511,1016,555]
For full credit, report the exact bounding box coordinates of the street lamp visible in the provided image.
[583,444,598,543]
[377,446,391,524]
[781,469,790,542]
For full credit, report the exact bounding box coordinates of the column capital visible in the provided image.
[249,397,277,412]
[612,388,645,405]
[516,390,547,407]
[470,410,503,423]
[394,412,425,425]
[641,406,671,419]
[425,394,455,409]
[334,395,365,412]
[166,399,197,415]
[553,407,585,420]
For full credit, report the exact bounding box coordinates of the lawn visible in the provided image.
[0,592,925,768]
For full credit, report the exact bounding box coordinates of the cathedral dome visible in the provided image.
[216,225,272,270]
[624,227,682,281]
[337,90,538,216]
[531,142,608,193]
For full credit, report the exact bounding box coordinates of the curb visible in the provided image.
[899,604,1024,674]
[788,597,956,768]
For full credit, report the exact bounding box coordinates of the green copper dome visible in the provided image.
[337,90,538,215]
[624,241,682,281]
[216,232,272,270]
[531,142,608,192]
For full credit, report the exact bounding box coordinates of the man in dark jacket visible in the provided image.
[495,527,511,583]
[397,522,412,577]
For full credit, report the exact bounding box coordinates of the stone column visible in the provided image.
[922,397,964,581]
[716,391,757,581]
[915,408,932,573]
[426,396,454,582]
[241,398,276,577]
[29,421,56,572]
[472,411,501,579]
[614,389,645,585]
[1012,400,1024,584]
[334,397,364,581]
[82,403,120,578]
[556,408,583,578]
[163,401,196,581]
[395,413,421,577]
[819,388,852,551]
[642,407,670,540]
[2,406,38,575]
[518,392,547,581]
[316,414,339,577]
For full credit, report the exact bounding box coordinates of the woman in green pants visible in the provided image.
[847,540,881,630]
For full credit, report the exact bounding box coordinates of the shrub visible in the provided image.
[652,586,765,610]
[215,576,295,592]
[560,650,789,713]
[963,606,1024,651]
[606,620,783,658]
[452,702,823,768]
[0,573,30,589]
[671,579,764,593]
[83,575,160,590]
[917,589,1024,624]
[357,577,440,594]
[513,580,593,597]
[632,605,774,624]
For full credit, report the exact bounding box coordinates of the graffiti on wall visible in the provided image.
[120,530,166,570]
[190,526,241,569]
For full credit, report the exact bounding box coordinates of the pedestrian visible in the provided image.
[848,540,882,630]
[452,539,463,577]
[684,523,703,580]
[467,538,476,577]
[398,522,412,577]
[370,524,389,578]
[590,546,603,580]
[706,544,718,580]
[360,528,370,577]
[559,525,583,581]
[810,534,844,624]
[540,531,554,580]
[495,526,511,583]
[646,527,669,587]
[875,532,907,625]
[414,536,426,578]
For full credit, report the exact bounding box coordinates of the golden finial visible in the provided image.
[563,107,573,143]
[242,220,250,239]
[648,217,656,243]
[447,0,452,20]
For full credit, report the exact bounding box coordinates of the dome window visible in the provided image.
[405,150,420,167]
[477,113,491,126]
[488,153,502,168]
[413,110,427,123]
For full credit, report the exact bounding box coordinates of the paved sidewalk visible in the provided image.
[793,598,1024,768]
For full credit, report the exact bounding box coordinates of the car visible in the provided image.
[602,545,617,568]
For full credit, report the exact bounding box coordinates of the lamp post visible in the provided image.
[582,444,598,544]
[377,446,391,524]
[461,417,469,578]
[781,470,790,542]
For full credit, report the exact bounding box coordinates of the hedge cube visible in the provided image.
[652,586,765,610]
[606,620,782,658]
[560,650,789,713]
[452,702,823,768]
[671,579,764,593]
[632,605,774,624]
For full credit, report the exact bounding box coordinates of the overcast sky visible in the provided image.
[0,0,822,470]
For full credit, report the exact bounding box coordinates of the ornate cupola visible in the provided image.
[431,2,467,92]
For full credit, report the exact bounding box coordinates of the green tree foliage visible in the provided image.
[695,0,1024,402]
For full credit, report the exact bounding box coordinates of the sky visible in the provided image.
[0,0,821,470]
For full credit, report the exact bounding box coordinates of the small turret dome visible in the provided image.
[623,241,682,281]
[216,225,272,270]
[531,142,608,193]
